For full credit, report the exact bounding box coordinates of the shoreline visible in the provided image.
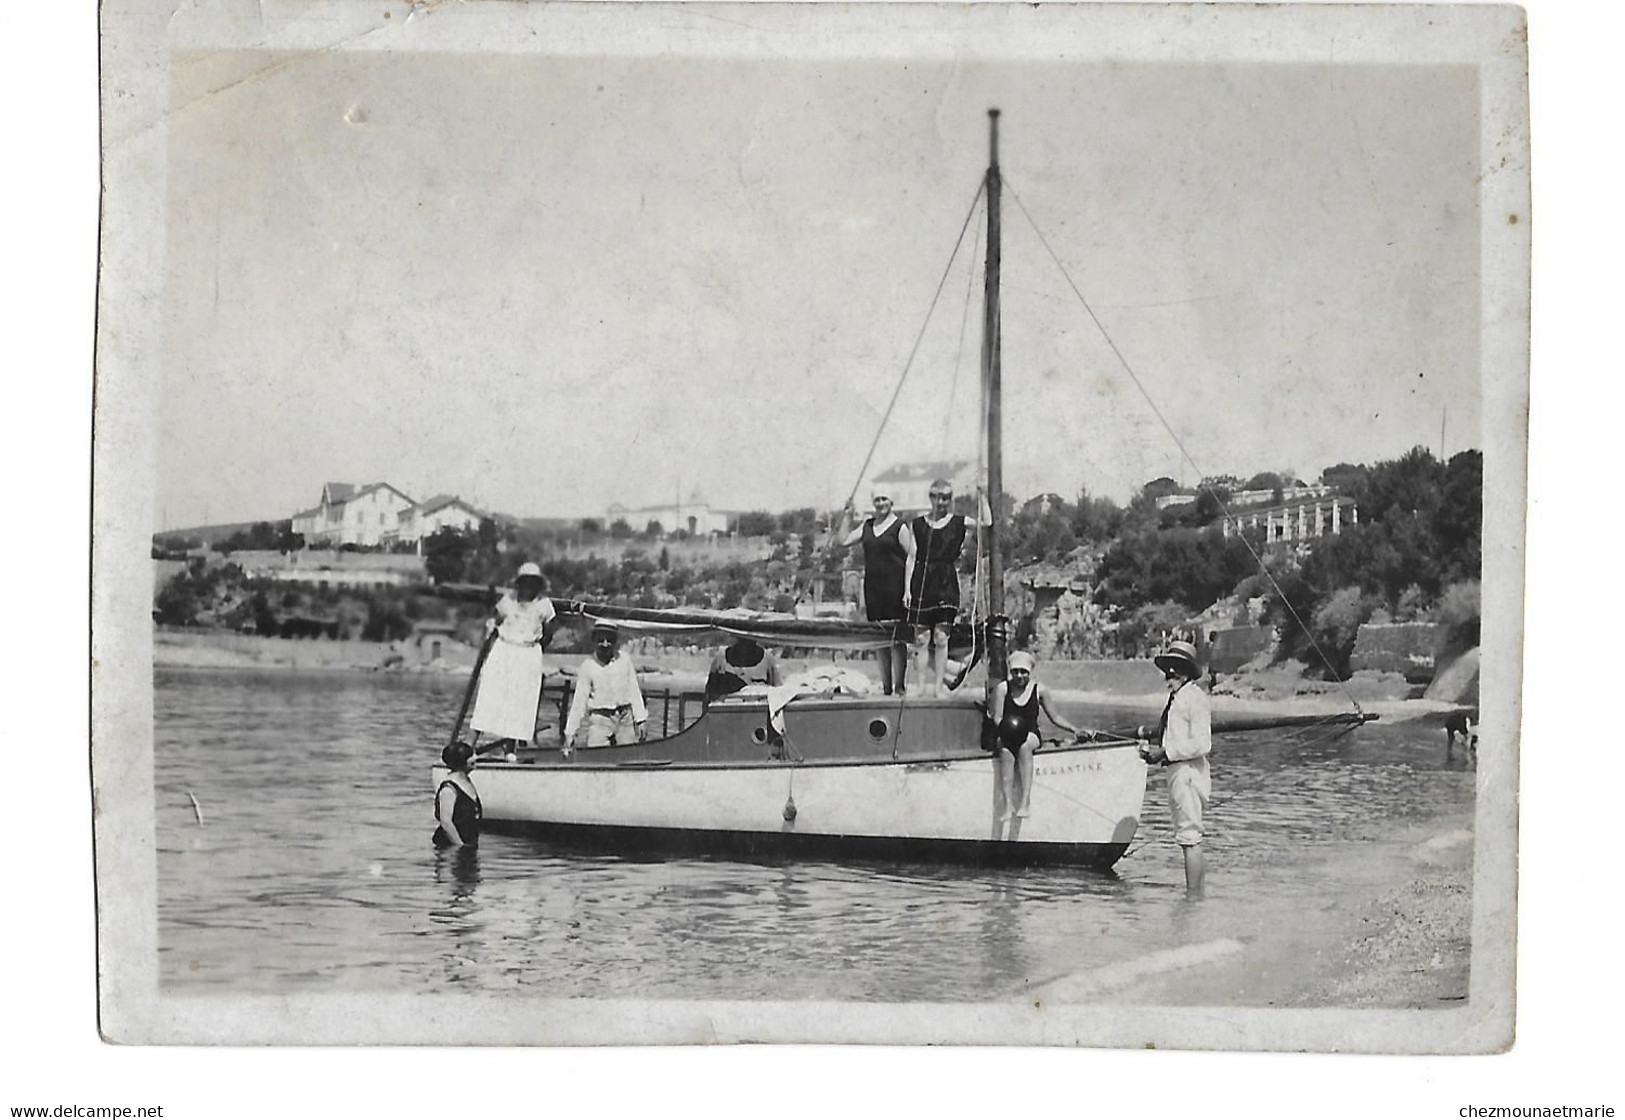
[1033,809,1477,1011]
[153,629,1468,723]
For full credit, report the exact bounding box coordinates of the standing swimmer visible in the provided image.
[1138,640,1212,897]
[906,480,991,697]
[987,651,1090,840]
[835,491,916,695]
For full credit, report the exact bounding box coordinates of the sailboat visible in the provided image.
[431,112,1366,869]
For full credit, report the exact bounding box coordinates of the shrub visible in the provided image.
[1436,579,1481,658]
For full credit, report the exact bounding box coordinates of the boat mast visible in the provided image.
[982,109,1008,680]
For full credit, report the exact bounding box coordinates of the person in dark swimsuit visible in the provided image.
[987,651,1089,840]
[705,637,783,702]
[907,480,977,696]
[837,491,916,695]
[433,741,482,848]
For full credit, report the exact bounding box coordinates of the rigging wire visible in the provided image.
[895,193,990,749]
[1004,179,1363,716]
[794,179,989,610]
[941,212,984,460]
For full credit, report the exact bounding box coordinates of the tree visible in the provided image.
[1434,450,1483,585]
[644,520,664,538]
[154,577,200,627]
[1436,579,1481,658]
[1308,585,1378,679]
[252,590,278,636]
[1094,526,1257,614]
[1320,462,1369,496]
[423,526,475,585]
[1190,485,1231,528]
[1010,493,1078,563]
[1070,486,1124,544]
[1362,446,1444,523]
[609,519,633,539]
[733,510,777,537]
[1118,600,1191,658]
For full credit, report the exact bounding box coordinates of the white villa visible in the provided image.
[395,494,487,550]
[291,484,493,550]
[605,490,731,537]
[292,482,417,548]
[868,459,979,517]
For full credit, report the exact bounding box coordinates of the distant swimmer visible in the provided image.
[1445,711,1477,762]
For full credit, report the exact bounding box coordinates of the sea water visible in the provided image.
[153,667,1475,1003]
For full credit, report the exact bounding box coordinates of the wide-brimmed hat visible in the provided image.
[1007,651,1036,674]
[1154,640,1202,678]
[515,562,543,581]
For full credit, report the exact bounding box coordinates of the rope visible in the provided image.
[1118,711,1371,860]
[1004,180,1363,716]
[794,181,988,610]
[941,215,983,460]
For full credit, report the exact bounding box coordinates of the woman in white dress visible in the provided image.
[469,562,557,755]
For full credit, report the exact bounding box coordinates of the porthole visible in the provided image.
[867,718,890,740]
[751,726,769,745]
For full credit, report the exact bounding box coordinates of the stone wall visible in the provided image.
[1350,622,1445,681]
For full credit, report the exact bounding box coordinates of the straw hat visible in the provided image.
[515,562,543,581]
[591,619,620,637]
[1154,640,1201,679]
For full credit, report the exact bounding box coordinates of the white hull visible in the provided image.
[436,742,1147,867]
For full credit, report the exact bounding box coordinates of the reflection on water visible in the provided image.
[155,667,1475,1001]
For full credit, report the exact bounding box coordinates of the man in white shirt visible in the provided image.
[1139,640,1213,897]
[563,620,648,754]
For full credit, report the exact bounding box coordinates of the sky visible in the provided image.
[157,49,1480,529]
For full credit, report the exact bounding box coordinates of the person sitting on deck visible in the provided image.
[705,637,783,702]
[562,620,647,756]
[987,651,1090,840]
[433,741,482,849]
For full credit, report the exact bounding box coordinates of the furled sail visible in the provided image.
[555,599,910,652]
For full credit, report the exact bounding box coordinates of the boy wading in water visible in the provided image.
[1138,640,1213,897]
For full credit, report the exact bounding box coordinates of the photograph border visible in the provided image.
[91,0,1527,1050]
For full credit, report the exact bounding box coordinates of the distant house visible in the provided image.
[395,494,486,551]
[868,459,978,517]
[302,481,418,548]
[604,489,731,536]
[1155,482,1331,511]
[290,505,321,539]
